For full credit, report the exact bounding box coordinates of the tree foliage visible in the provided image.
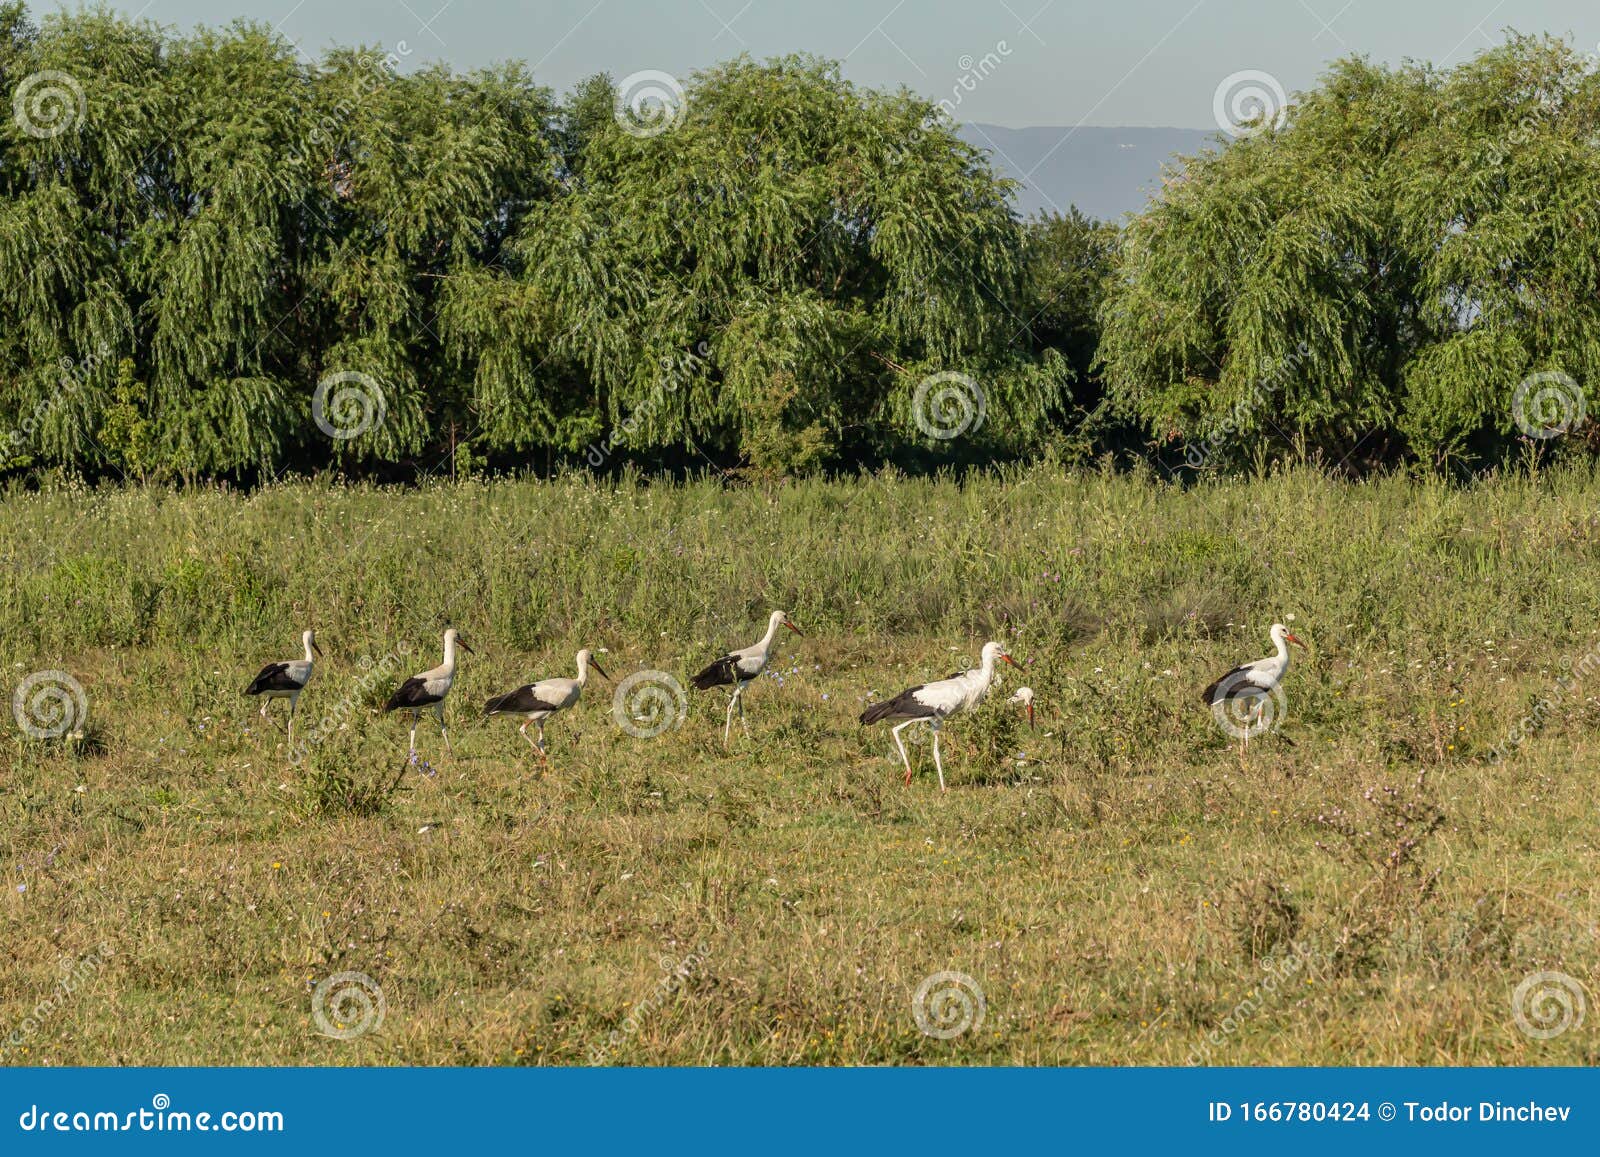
[0,8,1071,481]
[1098,36,1600,469]
[6,8,1599,482]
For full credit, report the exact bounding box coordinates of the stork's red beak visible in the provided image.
[592,659,611,681]
[1285,633,1306,650]
[1025,702,1035,730]
[1001,653,1020,668]
[784,619,802,636]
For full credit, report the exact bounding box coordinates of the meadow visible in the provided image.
[0,463,1596,1065]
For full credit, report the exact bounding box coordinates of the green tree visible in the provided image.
[1099,37,1600,469]
[442,55,1066,472]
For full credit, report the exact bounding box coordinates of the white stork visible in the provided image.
[690,609,802,742]
[385,628,474,757]
[483,648,610,762]
[1200,622,1306,753]
[1009,686,1036,730]
[243,629,321,746]
[859,640,1019,792]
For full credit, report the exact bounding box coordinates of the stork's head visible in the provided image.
[1009,686,1036,729]
[445,627,474,655]
[1270,623,1307,651]
[577,648,610,681]
[303,629,323,658]
[771,610,802,636]
[982,641,1021,670]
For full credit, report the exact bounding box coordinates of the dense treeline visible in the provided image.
[0,5,1596,483]
[0,4,1089,482]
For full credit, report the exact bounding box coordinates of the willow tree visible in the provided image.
[442,55,1067,472]
[5,21,1064,480]
[1099,37,1600,468]
[296,52,557,466]
[0,7,558,479]
[1097,56,1438,467]
[0,6,162,472]
[140,23,318,477]
[1392,36,1600,460]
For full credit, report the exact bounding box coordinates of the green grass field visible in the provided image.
[1,465,1596,1065]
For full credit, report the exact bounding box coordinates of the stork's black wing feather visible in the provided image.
[859,684,933,725]
[385,676,441,712]
[691,655,741,690]
[484,685,563,716]
[244,662,301,696]
[1200,664,1268,705]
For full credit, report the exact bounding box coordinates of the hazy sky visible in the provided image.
[47,1,1600,128]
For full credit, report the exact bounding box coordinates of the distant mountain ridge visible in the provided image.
[957,124,1216,222]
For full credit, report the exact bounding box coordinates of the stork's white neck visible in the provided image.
[759,616,783,650]
[575,652,590,686]
[303,636,315,662]
[442,635,458,669]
